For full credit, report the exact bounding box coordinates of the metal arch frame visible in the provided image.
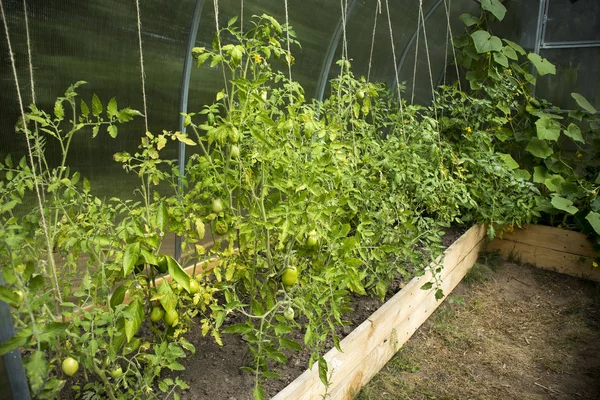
[175,0,205,261]
[314,0,360,102]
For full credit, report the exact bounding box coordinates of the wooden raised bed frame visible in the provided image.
[272,224,600,399]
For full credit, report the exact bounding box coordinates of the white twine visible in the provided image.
[0,0,62,303]
[134,0,149,133]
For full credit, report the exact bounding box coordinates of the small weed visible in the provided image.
[507,250,523,265]
[463,263,494,285]
[477,250,503,270]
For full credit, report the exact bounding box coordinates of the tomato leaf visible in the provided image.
[253,384,265,400]
[110,284,127,310]
[157,280,178,314]
[124,298,144,342]
[165,255,191,293]
[123,242,141,277]
[318,356,329,385]
[91,93,103,117]
[25,350,48,395]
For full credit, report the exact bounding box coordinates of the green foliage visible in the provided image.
[454,5,600,239]
[2,8,587,400]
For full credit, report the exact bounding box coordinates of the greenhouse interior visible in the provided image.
[1,0,599,398]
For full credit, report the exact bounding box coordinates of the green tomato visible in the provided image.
[356,90,365,99]
[189,279,200,294]
[284,307,295,321]
[215,220,228,235]
[306,230,318,247]
[14,290,24,304]
[164,309,179,327]
[61,357,79,377]
[230,144,240,159]
[139,341,152,352]
[155,255,168,274]
[109,366,123,379]
[212,198,224,214]
[150,307,165,322]
[282,267,298,287]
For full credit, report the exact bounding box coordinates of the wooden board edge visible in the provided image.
[328,238,486,399]
[487,239,600,282]
[272,225,486,400]
[496,224,598,257]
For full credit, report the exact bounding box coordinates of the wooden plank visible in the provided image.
[329,238,486,399]
[487,239,600,282]
[498,224,597,257]
[272,225,487,400]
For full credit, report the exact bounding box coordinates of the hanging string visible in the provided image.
[212,0,230,100]
[23,0,45,201]
[240,0,244,35]
[410,3,422,104]
[134,0,149,133]
[283,0,293,88]
[340,0,349,62]
[366,0,381,82]
[418,0,437,118]
[443,0,461,91]
[336,0,349,105]
[383,0,405,131]
[0,0,62,304]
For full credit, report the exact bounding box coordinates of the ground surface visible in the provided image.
[358,256,600,400]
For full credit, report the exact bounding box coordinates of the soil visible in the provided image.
[358,256,600,400]
[57,226,472,399]
[171,225,468,400]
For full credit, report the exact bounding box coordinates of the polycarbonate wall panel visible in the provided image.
[492,0,540,51]
[536,47,600,110]
[0,0,196,200]
[545,0,600,43]
[324,0,479,104]
[185,0,340,123]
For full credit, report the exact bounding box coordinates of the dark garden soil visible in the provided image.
[358,256,600,400]
[170,225,468,400]
[59,226,467,400]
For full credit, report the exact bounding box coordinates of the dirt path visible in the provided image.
[358,255,600,400]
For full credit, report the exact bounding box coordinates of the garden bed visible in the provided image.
[357,257,600,399]
[166,224,486,399]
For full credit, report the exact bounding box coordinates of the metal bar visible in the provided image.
[314,0,359,102]
[175,0,205,261]
[541,40,600,49]
[0,275,31,400]
[534,0,547,55]
[392,0,444,92]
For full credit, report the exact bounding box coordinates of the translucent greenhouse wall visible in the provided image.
[1,0,599,256]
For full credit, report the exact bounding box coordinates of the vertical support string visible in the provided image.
[134,0,149,133]
[418,0,437,117]
[383,0,405,131]
[240,0,244,35]
[366,0,381,82]
[410,4,421,104]
[443,0,461,90]
[23,0,45,201]
[213,0,230,100]
[0,0,62,305]
[283,0,293,89]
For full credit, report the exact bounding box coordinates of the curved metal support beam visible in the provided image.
[175,0,205,261]
[314,0,360,102]
[392,0,444,92]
